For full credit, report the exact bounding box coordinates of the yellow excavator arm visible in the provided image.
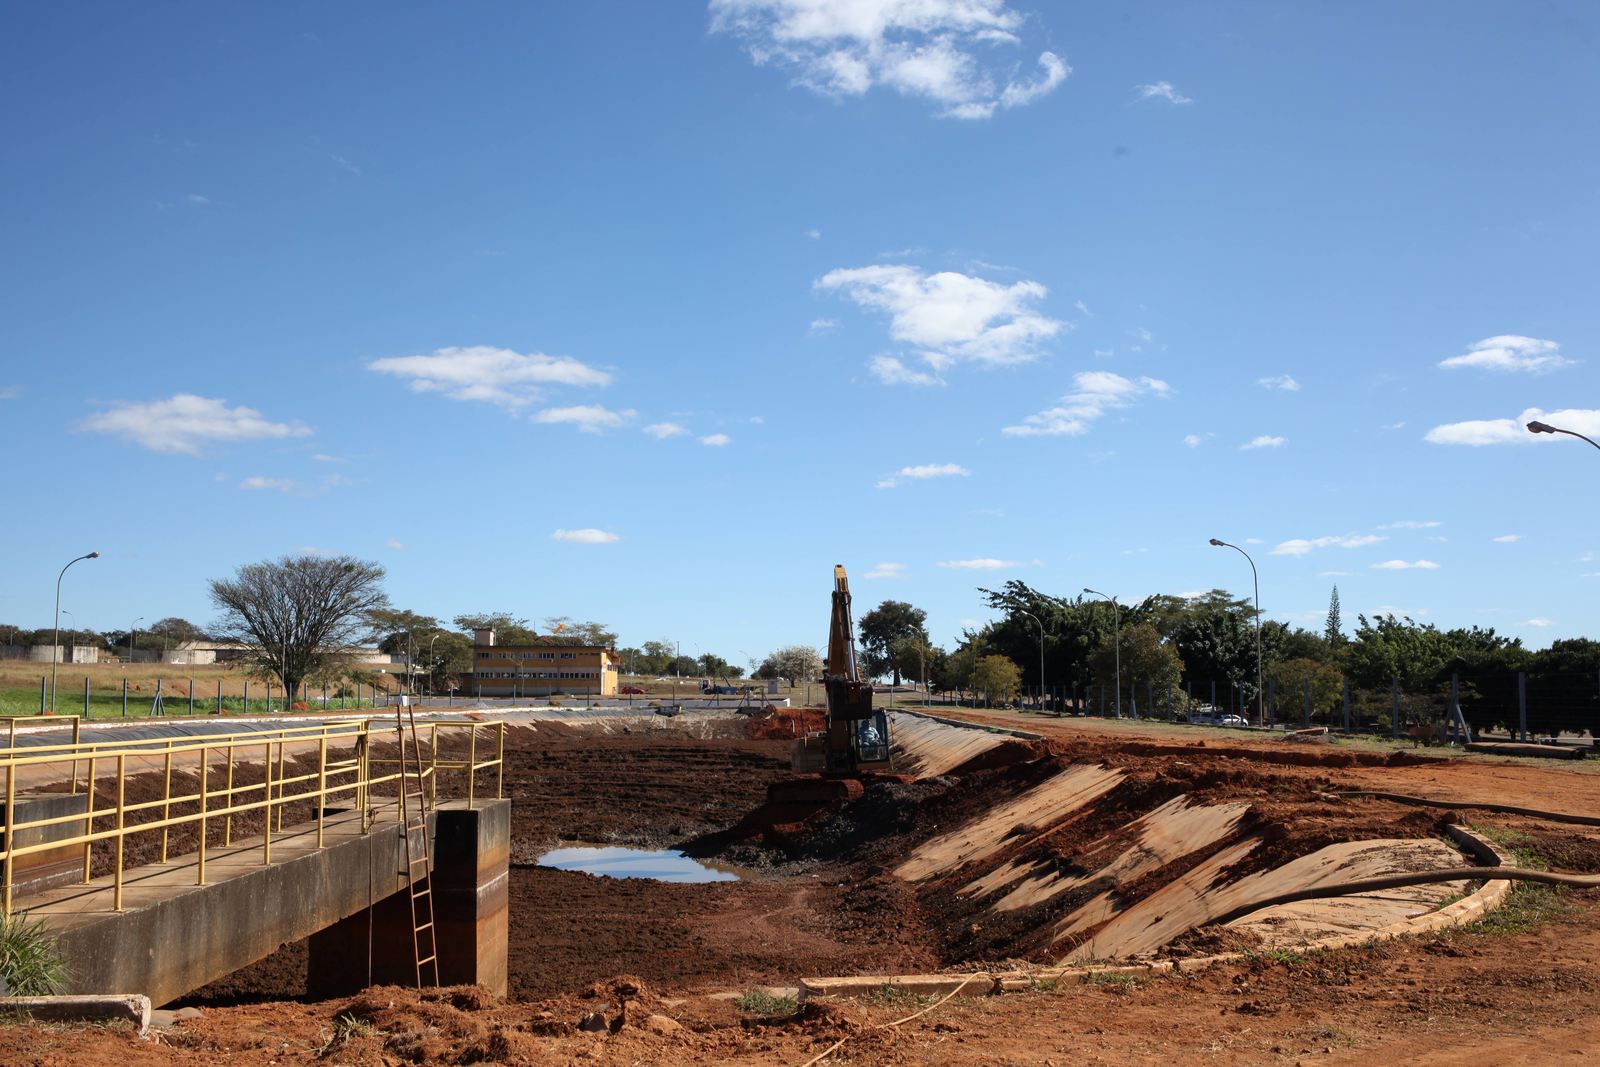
[820,564,892,775]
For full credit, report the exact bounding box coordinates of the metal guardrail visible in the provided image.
[0,717,504,915]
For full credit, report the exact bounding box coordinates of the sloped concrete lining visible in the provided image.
[27,799,509,1006]
[894,764,1125,882]
[802,828,1516,1001]
[885,711,1023,779]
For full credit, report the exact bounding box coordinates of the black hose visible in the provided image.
[1328,790,1600,827]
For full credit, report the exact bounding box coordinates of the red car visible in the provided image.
[619,685,645,695]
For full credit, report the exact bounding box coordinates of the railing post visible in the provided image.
[3,763,15,915]
[224,743,236,846]
[262,739,273,866]
[430,722,440,804]
[198,744,208,886]
[113,753,126,912]
[317,736,327,849]
[81,754,96,883]
[160,743,174,863]
[497,722,505,799]
[468,726,477,809]
[275,732,287,832]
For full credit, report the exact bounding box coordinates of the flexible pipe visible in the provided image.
[1328,790,1600,827]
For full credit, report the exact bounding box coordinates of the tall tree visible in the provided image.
[856,600,929,684]
[1088,624,1183,707]
[1324,586,1344,645]
[452,613,540,645]
[970,654,1022,704]
[209,554,389,699]
[754,645,823,686]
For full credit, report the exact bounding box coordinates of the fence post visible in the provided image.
[1342,678,1350,733]
[84,675,90,718]
[216,678,222,715]
[1518,670,1527,742]
[188,677,194,716]
[1209,679,1217,715]
[122,677,128,718]
[1450,672,1460,744]
[1303,679,1311,728]
[1391,675,1400,739]
[38,675,45,714]
[244,680,249,716]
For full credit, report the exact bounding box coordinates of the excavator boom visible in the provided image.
[819,564,891,774]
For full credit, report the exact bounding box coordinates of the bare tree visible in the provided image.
[209,555,389,700]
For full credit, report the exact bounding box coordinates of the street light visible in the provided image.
[51,551,98,714]
[1209,538,1264,726]
[1019,610,1045,712]
[427,633,441,695]
[128,616,145,665]
[1527,420,1600,451]
[1083,589,1121,717]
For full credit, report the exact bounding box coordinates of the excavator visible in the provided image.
[791,564,893,776]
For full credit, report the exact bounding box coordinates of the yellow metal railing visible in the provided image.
[0,718,505,915]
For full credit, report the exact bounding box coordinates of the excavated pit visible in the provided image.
[181,711,1509,1005]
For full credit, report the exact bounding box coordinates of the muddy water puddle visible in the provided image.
[538,843,750,883]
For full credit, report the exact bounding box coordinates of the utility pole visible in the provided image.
[1083,589,1120,717]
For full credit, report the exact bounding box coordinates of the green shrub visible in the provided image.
[0,911,67,995]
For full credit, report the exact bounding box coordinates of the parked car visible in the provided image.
[1218,714,1248,727]
[619,685,645,694]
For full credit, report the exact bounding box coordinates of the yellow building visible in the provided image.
[467,628,619,698]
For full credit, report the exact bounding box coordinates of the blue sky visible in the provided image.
[2,1,1597,663]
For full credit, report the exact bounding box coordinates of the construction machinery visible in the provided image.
[792,564,893,776]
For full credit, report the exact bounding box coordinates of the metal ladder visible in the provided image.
[395,699,439,987]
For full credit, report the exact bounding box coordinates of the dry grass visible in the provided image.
[0,661,390,719]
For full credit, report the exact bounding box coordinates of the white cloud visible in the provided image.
[709,0,1069,120]
[749,415,764,424]
[1257,375,1300,392]
[809,317,839,332]
[385,538,408,551]
[1492,534,1522,543]
[0,385,19,400]
[1380,520,1441,530]
[1002,371,1171,437]
[1425,406,1600,446]
[82,394,311,455]
[534,405,635,433]
[901,462,968,479]
[552,528,620,544]
[240,476,297,493]
[1241,435,1286,450]
[332,154,360,175]
[1182,433,1206,448]
[1272,534,1387,557]
[700,433,732,446]
[1244,538,1264,545]
[863,562,906,579]
[868,354,945,387]
[1383,421,1407,430]
[1319,570,1354,577]
[186,193,211,206]
[367,346,612,409]
[1525,617,1553,627]
[311,453,345,464]
[1438,335,1574,374]
[818,264,1063,373]
[876,462,968,488]
[938,558,1020,570]
[295,545,336,557]
[1372,559,1441,570]
[805,227,822,239]
[643,422,688,439]
[1134,80,1192,104]
[1074,299,1091,316]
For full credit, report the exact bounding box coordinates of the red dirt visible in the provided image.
[13,711,1600,1063]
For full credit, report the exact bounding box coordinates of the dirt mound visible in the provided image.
[742,705,825,741]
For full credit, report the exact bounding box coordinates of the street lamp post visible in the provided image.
[128,616,144,665]
[1083,589,1120,717]
[427,633,440,695]
[1527,420,1600,451]
[51,551,98,714]
[1019,610,1045,711]
[1209,538,1264,726]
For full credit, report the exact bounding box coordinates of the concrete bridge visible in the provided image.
[0,717,509,1006]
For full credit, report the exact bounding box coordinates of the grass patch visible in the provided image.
[863,984,938,1009]
[0,911,67,995]
[1082,970,1146,990]
[1450,824,1574,937]
[732,990,799,1016]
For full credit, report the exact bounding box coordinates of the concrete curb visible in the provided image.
[800,826,1514,1001]
[0,994,151,1035]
